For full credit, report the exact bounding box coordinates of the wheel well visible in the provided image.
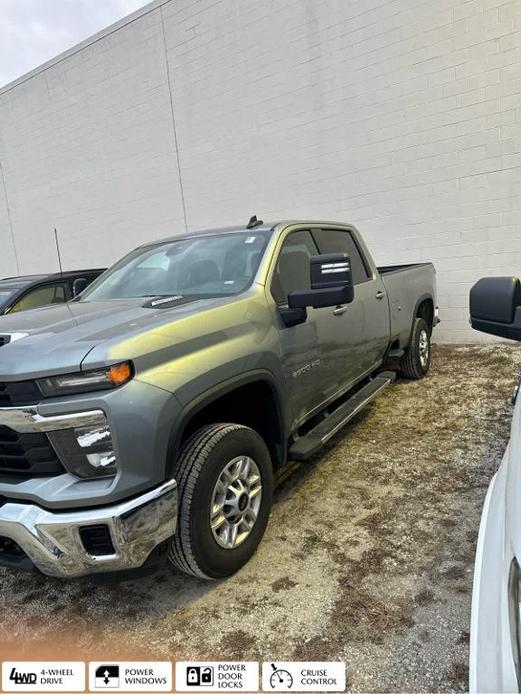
[179,381,285,469]
[416,298,434,334]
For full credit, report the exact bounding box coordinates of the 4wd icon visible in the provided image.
[9,668,37,686]
[94,665,120,688]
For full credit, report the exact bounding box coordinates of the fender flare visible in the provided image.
[166,369,286,474]
[412,293,435,333]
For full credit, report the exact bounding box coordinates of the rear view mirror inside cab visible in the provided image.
[72,278,88,297]
[470,276,521,341]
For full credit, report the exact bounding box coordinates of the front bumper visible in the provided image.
[0,479,177,578]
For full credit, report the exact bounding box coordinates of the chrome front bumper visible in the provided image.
[0,479,177,578]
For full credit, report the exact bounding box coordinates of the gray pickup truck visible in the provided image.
[0,219,437,580]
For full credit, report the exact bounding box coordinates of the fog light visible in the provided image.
[48,417,117,479]
[76,424,111,448]
[86,452,116,468]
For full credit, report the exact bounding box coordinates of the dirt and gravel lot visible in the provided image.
[1,344,520,692]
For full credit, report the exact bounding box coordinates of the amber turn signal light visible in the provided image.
[107,362,133,385]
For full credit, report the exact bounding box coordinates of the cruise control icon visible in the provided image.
[269,664,294,690]
[94,665,120,688]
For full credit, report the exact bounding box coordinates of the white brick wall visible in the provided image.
[1,0,521,342]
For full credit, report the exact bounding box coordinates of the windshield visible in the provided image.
[80,231,270,302]
[0,285,24,310]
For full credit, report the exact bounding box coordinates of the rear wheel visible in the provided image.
[400,317,431,379]
[168,423,273,579]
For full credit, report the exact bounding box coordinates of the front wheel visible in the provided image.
[400,317,431,379]
[168,423,273,579]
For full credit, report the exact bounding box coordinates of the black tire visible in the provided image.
[400,317,431,379]
[168,423,273,579]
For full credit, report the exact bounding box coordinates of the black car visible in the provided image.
[0,269,105,315]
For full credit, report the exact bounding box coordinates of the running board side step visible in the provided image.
[288,371,396,461]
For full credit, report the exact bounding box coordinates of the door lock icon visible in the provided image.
[186,666,214,686]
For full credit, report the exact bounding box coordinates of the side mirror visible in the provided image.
[288,253,354,309]
[470,277,521,340]
[72,277,88,297]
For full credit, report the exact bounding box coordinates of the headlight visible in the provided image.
[508,558,521,687]
[38,362,133,397]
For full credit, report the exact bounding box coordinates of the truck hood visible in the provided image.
[0,296,215,380]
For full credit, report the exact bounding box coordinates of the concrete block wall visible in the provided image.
[0,4,185,272]
[1,0,521,341]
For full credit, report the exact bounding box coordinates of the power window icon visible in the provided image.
[94,665,120,688]
[187,666,214,686]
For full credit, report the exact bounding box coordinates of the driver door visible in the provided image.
[270,230,347,427]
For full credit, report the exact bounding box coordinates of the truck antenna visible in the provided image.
[54,228,64,275]
[247,215,263,229]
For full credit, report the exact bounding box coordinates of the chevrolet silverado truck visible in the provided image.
[0,219,437,580]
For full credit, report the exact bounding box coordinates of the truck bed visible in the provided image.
[378,261,437,350]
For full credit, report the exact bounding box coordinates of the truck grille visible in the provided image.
[0,380,41,407]
[0,427,64,477]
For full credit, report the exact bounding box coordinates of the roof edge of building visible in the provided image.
[0,0,169,97]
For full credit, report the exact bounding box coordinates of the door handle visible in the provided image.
[333,305,347,316]
[375,291,385,300]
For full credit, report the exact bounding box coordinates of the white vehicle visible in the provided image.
[470,277,521,693]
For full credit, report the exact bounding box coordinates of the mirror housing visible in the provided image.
[278,306,307,328]
[470,276,521,341]
[72,277,88,297]
[288,253,354,309]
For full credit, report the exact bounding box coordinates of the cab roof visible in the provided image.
[144,222,275,248]
[137,219,356,250]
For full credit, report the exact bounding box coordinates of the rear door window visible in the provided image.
[313,229,370,285]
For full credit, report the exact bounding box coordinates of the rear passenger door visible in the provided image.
[312,227,389,382]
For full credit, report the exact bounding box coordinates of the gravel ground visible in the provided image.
[1,344,520,692]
